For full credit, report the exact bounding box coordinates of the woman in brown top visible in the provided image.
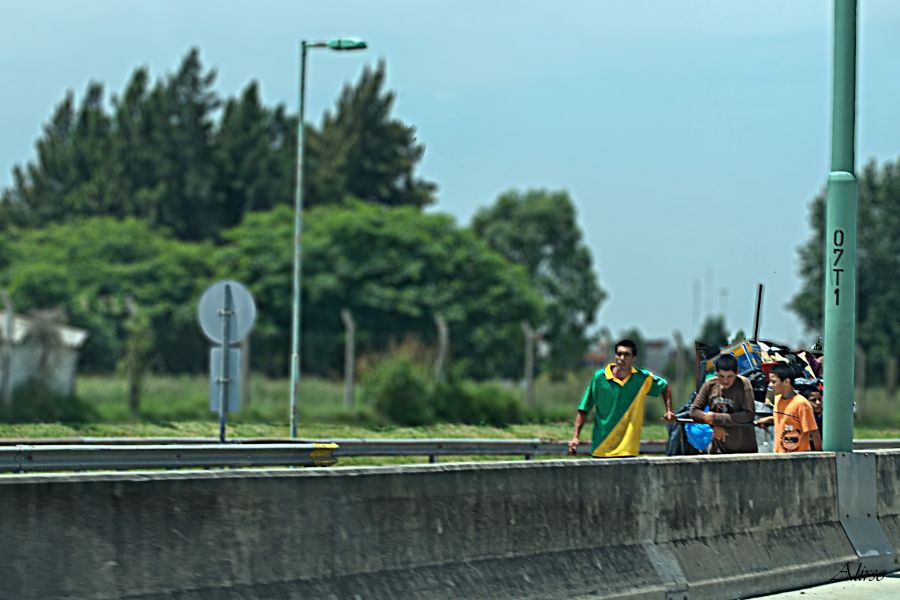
[689,354,758,453]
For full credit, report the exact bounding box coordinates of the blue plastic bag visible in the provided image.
[684,404,712,451]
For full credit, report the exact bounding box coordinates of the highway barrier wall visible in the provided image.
[878,449,900,554]
[1,452,898,599]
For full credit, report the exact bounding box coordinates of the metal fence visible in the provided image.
[0,442,337,473]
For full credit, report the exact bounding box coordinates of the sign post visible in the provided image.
[198,280,256,442]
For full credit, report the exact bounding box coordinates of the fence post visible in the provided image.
[521,322,535,407]
[1,291,12,408]
[434,314,448,383]
[886,356,897,400]
[240,337,251,407]
[855,344,866,421]
[341,309,356,410]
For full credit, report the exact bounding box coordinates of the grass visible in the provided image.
[2,373,899,468]
[78,374,365,424]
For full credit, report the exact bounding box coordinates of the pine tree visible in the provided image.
[306,60,436,208]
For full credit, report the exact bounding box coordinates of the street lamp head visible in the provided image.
[327,38,367,51]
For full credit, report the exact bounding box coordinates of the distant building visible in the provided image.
[0,311,89,398]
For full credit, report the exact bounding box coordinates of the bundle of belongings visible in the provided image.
[665,339,823,455]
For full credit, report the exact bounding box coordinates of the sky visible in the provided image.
[2,0,900,348]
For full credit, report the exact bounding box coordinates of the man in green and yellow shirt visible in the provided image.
[568,339,675,457]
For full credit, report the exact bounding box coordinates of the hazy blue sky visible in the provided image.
[2,0,899,347]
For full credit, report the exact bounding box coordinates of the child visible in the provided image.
[756,363,821,452]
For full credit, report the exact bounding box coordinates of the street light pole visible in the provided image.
[290,38,367,439]
[822,0,857,452]
[289,41,309,439]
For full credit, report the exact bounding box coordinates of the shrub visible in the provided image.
[0,379,98,423]
[464,382,524,427]
[363,354,434,426]
[433,378,524,427]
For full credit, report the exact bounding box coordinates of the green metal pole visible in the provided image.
[822,0,857,452]
[289,41,308,438]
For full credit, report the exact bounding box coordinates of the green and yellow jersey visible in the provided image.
[578,364,668,457]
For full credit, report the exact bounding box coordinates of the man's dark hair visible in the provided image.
[771,362,796,384]
[714,354,738,373]
[615,339,638,357]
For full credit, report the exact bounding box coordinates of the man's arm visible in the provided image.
[661,385,675,422]
[689,380,713,424]
[799,401,821,451]
[568,410,588,455]
[810,429,822,451]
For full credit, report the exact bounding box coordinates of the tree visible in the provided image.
[140,48,220,239]
[0,218,216,372]
[121,298,155,416]
[1,84,117,225]
[471,189,606,376]
[212,82,294,234]
[1,51,436,238]
[304,60,436,208]
[698,315,729,348]
[1,50,223,240]
[792,158,900,381]
[217,203,543,378]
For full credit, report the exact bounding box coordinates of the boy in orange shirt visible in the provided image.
[757,363,821,452]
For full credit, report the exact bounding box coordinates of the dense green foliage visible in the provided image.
[472,190,606,377]
[0,48,606,389]
[306,60,436,209]
[218,202,543,378]
[0,379,99,423]
[432,378,524,427]
[1,218,215,372]
[363,353,435,426]
[791,158,900,381]
[362,352,526,427]
[1,205,543,379]
[0,51,434,239]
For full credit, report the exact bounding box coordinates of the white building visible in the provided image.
[0,311,89,399]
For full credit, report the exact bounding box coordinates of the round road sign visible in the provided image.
[197,280,257,345]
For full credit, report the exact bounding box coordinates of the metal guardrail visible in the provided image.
[0,438,897,472]
[0,437,662,462]
[847,439,900,450]
[0,443,337,473]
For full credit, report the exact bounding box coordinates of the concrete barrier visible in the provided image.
[877,449,900,556]
[0,452,896,599]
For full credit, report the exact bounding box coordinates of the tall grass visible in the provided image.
[77,374,382,426]
[29,372,900,444]
[855,387,900,429]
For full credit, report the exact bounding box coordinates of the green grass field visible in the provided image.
[2,374,898,467]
